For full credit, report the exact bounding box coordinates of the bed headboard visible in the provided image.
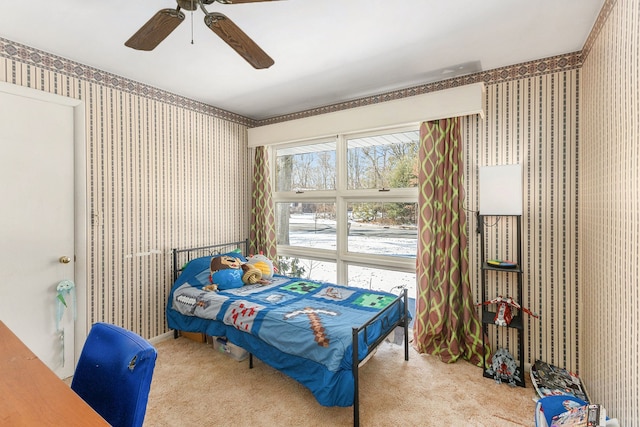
[171,239,249,283]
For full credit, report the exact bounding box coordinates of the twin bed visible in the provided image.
[167,240,411,426]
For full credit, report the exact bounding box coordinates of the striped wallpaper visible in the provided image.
[463,71,581,373]
[581,0,640,424]
[1,0,637,423]
[85,94,253,338]
[0,40,254,339]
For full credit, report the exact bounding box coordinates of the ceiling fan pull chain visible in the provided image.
[190,0,195,44]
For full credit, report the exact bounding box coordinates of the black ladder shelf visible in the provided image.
[478,213,526,388]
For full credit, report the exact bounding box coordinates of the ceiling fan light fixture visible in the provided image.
[176,0,199,11]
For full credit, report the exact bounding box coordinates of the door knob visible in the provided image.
[59,256,72,264]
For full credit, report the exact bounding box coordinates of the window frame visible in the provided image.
[271,125,418,287]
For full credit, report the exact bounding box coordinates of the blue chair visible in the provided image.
[71,322,157,427]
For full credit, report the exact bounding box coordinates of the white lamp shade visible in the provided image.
[479,164,523,215]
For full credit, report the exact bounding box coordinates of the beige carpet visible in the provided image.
[143,336,536,426]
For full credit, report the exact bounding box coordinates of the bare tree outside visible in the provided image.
[316,151,335,190]
[347,134,418,190]
[276,155,293,245]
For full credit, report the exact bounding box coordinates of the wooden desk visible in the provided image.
[0,321,109,426]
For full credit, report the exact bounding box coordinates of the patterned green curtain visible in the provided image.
[413,117,489,366]
[249,146,277,260]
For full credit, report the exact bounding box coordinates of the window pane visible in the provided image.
[348,265,416,295]
[275,141,336,192]
[347,202,417,257]
[347,130,419,190]
[276,202,336,250]
[276,256,337,283]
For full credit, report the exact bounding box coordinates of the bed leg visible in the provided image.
[403,289,409,361]
[352,327,359,427]
[249,353,253,369]
[173,329,179,339]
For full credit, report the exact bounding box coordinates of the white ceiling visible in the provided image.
[0,0,605,121]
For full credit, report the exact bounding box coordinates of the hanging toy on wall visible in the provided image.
[55,280,76,367]
[56,279,77,331]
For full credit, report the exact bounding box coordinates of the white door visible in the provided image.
[0,83,84,378]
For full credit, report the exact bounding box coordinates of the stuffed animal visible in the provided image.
[207,254,245,291]
[241,263,264,284]
[246,253,275,280]
[204,253,267,291]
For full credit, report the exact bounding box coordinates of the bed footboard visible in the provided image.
[351,288,410,427]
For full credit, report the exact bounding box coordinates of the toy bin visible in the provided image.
[211,336,249,361]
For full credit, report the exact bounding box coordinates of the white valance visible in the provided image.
[248,82,485,147]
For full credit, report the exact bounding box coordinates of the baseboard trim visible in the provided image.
[150,331,174,344]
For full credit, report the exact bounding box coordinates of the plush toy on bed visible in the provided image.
[241,263,264,285]
[246,253,276,280]
[203,253,267,292]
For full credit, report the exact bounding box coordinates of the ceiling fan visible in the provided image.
[125,0,276,69]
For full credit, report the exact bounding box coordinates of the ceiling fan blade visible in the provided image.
[212,0,279,3]
[125,9,185,51]
[204,13,274,69]
[216,0,278,4]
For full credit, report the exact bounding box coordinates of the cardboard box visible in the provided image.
[180,331,206,343]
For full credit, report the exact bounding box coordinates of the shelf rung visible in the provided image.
[481,310,524,329]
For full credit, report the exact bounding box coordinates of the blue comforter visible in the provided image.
[166,256,407,407]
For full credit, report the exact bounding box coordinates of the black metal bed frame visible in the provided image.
[172,239,250,284]
[171,240,410,427]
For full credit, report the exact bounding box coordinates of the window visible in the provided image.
[275,202,336,249]
[347,201,417,257]
[277,256,337,283]
[347,265,416,293]
[273,127,419,295]
[275,140,336,192]
[347,131,419,190]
